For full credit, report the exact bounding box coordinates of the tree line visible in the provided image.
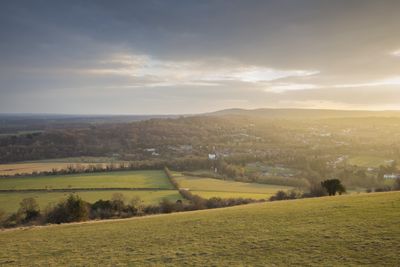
[0,193,259,228]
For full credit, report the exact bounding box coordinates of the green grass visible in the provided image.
[173,172,292,197]
[0,192,399,266]
[348,155,391,168]
[0,190,182,213]
[191,190,271,199]
[0,170,173,190]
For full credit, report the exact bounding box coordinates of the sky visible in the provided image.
[1,0,400,114]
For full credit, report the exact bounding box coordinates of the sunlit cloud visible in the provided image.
[266,83,319,93]
[335,76,400,88]
[391,49,400,57]
[83,53,319,88]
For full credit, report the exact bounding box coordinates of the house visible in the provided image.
[383,174,400,179]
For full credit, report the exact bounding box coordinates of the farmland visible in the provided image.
[0,157,119,176]
[0,190,181,213]
[0,192,398,266]
[0,170,174,190]
[347,155,391,168]
[0,170,180,213]
[173,172,293,199]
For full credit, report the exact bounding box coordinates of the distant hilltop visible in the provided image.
[205,108,400,119]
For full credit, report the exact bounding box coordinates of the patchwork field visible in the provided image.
[0,170,173,190]
[0,190,181,213]
[0,157,120,176]
[347,155,391,168]
[0,170,179,214]
[0,162,90,176]
[173,172,292,199]
[0,192,398,266]
[190,190,269,199]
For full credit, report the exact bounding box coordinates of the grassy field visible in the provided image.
[0,192,398,266]
[0,170,173,190]
[347,155,391,168]
[173,172,292,199]
[0,162,92,176]
[0,157,120,175]
[25,157,119,163]
[191,190,270,199]
[0,170,178,213]
[0,190,181,213]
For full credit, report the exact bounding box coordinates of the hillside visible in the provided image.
[207,108,400,119]
[1,192,399,266]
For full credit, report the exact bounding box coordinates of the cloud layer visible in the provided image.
[0,0,400,114]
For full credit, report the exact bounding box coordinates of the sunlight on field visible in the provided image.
[0,170,179,214]
[0,170,173,190]
[0,157,121,175]
[0,162,92,176]
[173,172,292,197]
[347,156,390,168]
[0,192,398,266]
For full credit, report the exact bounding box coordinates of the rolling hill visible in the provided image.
[0,192,399,266]
[206,108,400,119]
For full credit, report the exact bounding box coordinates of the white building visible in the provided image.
[384,174,400,179]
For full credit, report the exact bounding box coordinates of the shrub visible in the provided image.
[91,199,113,219]
[164,167,180,190]
[304,183,328,197]
[393,178,400,191]
[46,194,89,224]
[130,196,144,215]
[18,197,41,223]
[270,189,304,201]
[374,186,392,192]
[321,179,346,196]
[159,199,176,213]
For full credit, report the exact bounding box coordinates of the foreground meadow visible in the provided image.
[0,192,398,266]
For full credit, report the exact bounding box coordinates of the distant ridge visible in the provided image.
[205,108,400,119]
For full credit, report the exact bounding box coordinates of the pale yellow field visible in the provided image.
[173,172,292,199]
[0,162,104,176]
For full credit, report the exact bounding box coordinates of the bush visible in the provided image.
[164,167,180,190]
[90,199,113,219]
[393,178,400,191]
[159,199,176,213]
[269,189,303,201]
[374,186,392,192]
[304,183,328,198]
[46,194,89,224]
[321,179,346,196]
[18,197,41,223]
